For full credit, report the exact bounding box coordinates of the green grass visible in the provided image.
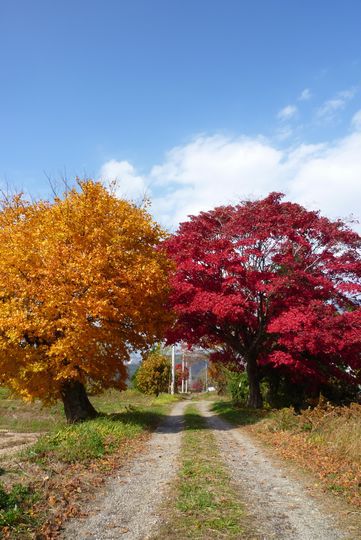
[25,415,141,463]
[0,388,10,399]
[23,391,180,464]
[0,482,39,533]
[26,410,164,464]
[0,387,180,464]
[189,392,220,401]
[0,396,64,433]
[157,404,253,539]
[211,400,269,427]
[0,387,180,434]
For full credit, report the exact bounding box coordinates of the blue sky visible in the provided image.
[1,0,361,230]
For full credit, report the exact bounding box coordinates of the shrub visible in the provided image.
[226,371,249,405]
[208,362,228,395]
[264,407,299,432]
[135,349,171,396]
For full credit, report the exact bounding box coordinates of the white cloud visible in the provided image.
[317,87,357,121]
[148,135,283,226]
[277,105,298,121]
[99,159,146,200]
[100,118,361,232]
[317,98,346,118]
[351,109,361,130]
[338,88,357,100]
[287,132,361,224]
[299,88,312,101]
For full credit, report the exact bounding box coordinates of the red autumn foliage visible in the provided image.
[267,302,361,383]
[175,363,189,382]
[164,193,361,407]
[191,380,204,392]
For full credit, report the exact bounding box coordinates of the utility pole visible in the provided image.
[181,351,185,393]
[170,345,175,395]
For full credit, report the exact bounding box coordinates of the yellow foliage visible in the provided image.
[135,349,171,396]
[0,180,173,403]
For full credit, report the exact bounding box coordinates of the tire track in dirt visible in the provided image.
[61,400,188,540]
[197,400,352,540]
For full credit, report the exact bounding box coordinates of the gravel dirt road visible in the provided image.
[62,400,358,540]
[197,400,354,540]
[61,400,188,540]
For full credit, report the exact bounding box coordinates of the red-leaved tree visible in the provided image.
[164,193,361,407]
[175,363,189,381]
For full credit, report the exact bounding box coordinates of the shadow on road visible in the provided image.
[98,409,166,431]
[211,400,268,427]
[97,399,267,435]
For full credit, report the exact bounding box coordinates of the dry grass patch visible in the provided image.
[0,388,64,434]
[251,402,361,506]
[213,400,361,507]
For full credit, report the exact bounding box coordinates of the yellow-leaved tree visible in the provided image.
[0,180,173,422]
[135,348,171,396]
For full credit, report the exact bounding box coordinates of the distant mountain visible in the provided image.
[126,360,141,387]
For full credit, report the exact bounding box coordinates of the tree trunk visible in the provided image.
[60,380,98,423]
[246,353,263,408]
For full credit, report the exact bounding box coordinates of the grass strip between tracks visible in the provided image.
[157,403,254,539]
